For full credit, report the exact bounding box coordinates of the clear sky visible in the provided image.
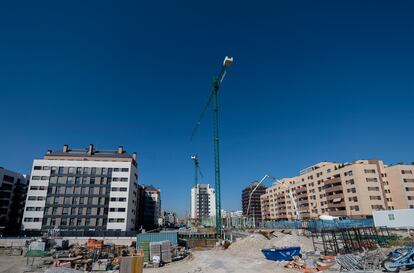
[1,1,413,216]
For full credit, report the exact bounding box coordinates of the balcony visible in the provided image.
[329,210,348,217]
[327,201,346,209]
[326,192,344,201]
[324,185,343,193]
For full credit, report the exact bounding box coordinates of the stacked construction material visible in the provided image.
[87,239,103,250]
[149,242,161,263]
[120,255,144,273]
[160,240,172,263]
[140,241,150,262]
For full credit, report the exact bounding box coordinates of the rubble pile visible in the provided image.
[227,231,313,259]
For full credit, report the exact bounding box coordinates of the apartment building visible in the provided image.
[0,167,28,234]
[242,181,266,222]
[22,144,138,232]
[384,164,414,210]
[261,160,413,221]
[190,184,216,220]
[139,185,161,230]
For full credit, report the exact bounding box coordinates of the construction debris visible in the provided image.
[285,254,336,273]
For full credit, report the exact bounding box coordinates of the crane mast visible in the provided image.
[191,56,233,236]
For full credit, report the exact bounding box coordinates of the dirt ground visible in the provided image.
[144,249,292,273]
[0,255,43,273]
[146,232,315,273]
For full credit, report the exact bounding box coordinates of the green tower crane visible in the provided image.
[191,56,234,236]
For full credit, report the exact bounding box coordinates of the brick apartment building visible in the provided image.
[261,160,414,221]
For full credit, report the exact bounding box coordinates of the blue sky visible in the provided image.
[1,1,413,216]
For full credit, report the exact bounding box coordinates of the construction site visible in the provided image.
[0,55,413,273]
[1,221,414,273]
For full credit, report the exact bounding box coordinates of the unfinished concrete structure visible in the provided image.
[242,181,266,222]
[0,167,28,234]
[261,160,414,221]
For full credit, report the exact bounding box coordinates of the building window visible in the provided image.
[34,166,42,170]
[404,179,414,183]
[58,177,66,184]
[67,177,74,185]
[347,188,356,193]
[366,178,378,182]
[32,176,40,180]
[51,167,57,175]
[364,169,376,174]
[345,179,355,185]
[402,170,413,175]
[344,171,353,176]
[43,166,50,170]
[83,167,89,174]
[68,167,76,174]
[368,187,380,191]
[369,196,381,200]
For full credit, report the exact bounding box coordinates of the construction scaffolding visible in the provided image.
[310,226,395,255]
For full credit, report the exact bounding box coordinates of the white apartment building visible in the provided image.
[190,184,216,219]
[22,144,139,232]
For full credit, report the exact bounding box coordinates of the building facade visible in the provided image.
[384,164,414,210]
[22,144,138,232]
[261,160,414,221]
[242,181,266,222]
[0,167,28,234]
[160,210,177,227]
[138,185,161,230]
[190,184,216,220]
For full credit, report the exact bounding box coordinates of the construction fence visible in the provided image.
[259,219,375,231]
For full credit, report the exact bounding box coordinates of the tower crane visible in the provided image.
[191,56,234,236]
[191,155,203,226]
[191,155,203,186]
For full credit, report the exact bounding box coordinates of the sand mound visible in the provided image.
[227,231,313,258]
